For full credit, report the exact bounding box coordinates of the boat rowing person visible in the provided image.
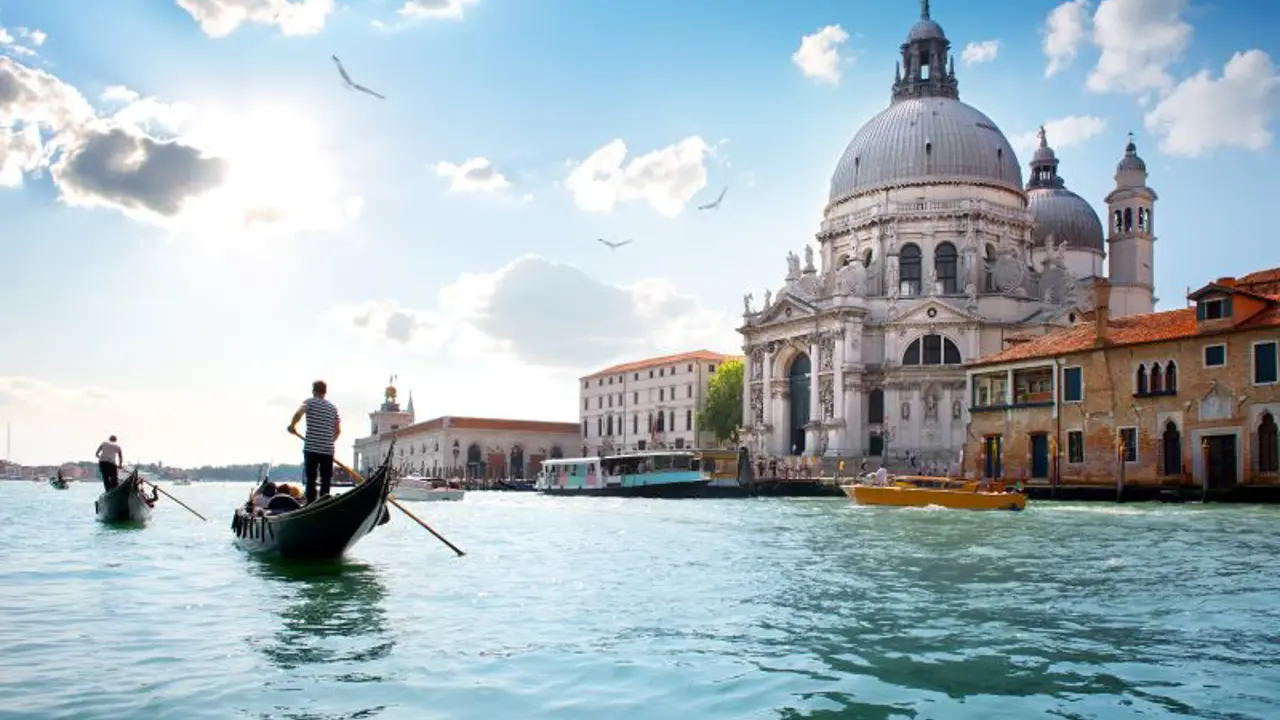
[95,435,124,491]
[287,380,342,504]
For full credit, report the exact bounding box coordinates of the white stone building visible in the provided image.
[351,381,578,480]
[738,2,1158,466]
[580,350,742,455]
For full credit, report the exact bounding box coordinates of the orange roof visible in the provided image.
[583,349,742,379]
[1239,267,1280,285]
[384,416,578,439]
[970,297,1280,367]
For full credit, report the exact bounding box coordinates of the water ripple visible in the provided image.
[0,485,1278,718]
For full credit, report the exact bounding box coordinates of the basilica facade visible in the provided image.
[738,1,1159,465]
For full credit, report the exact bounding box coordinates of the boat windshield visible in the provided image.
[600,452,693,476]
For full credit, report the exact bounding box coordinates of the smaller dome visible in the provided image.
[907,18,946,42]
[1028,188,1105,253]
[1117,134,1146,173]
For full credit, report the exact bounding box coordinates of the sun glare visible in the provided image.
[175,104,360,246]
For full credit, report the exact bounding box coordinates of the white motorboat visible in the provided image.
[393,475,465,502]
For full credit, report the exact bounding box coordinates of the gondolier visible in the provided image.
[288,380,342,503]
[95,435,123,491]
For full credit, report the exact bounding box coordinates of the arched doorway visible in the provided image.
[788,353,811,455]
[1260,412,1278,473]
[1162,420,1181,476]
[509,446,525,479]
[550,446,564,459]
[466,443,483,480]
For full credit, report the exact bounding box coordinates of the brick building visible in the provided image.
[962,273,1280,496]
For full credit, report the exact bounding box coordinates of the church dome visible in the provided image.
[1025,126,1104,252]
[827,2,1023,204]
[1028,189,1104,252]
[828,97,1024,203]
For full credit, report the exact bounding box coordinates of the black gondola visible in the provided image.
[49,472,70,490]
[94,470,154,523]
[230,447,395,560]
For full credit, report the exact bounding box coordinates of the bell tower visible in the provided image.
[1105,133,1158,317]
[891,0,959,103]
[369,375,413,437]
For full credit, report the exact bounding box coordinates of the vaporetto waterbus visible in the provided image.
[536,451,710,498]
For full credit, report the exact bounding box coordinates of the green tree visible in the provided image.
[698,359,743,445]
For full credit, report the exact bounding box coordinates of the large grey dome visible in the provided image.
[828,97,1024,203]
[1025,126,1104,252]
[1028,188,1104,252]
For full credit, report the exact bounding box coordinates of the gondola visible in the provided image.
[49,473,70,490]
[94,470,154,523]
[230,447,395,560]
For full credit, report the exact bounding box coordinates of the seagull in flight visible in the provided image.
[597,238,633,251]
[697,185,728,211]
[331,55,386,100]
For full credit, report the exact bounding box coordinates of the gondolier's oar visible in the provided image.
[288,430,465,557]
[138,478,207,521]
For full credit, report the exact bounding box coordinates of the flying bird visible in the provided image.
[331,55,386,100]
[697,185,729,211]
[597,238,633,250]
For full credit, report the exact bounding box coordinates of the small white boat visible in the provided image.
[393,475,465,502]
[173,477,192,486]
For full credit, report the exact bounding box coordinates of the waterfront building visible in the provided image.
[580,349,741,455]
[963,272,1280,493]
[738,2,1158,468]
[351,381,578,480]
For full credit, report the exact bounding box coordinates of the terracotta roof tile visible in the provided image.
[384,416,578,439]
[584,349,742,378]
[970,300,1280,367]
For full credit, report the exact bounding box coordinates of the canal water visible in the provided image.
[1,483,1278,719]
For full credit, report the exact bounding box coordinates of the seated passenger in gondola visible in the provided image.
[251,481,277,514]
[265,491,302,514]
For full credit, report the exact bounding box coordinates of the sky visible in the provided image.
[1,0,1277,467]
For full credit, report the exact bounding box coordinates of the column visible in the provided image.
[806,339,821,456]
[833,335,846,455]
[740,350,752,434]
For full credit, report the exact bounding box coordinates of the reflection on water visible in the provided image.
[244,559,394,719]
[249,558,394,672]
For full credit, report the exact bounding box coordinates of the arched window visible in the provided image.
[862,249,873,268]
[1162,420,1181,476]
[1149,363,1163,393]
[902,334,962,366]
[1135,365,1148,394]
[900,244,922,296]
[935,242,958,294]
[1113,210,1123,233]
[983,244,997,292]
[1260,412,1279,473]
[1123,207,1133,232]
[1165,361,1178,392]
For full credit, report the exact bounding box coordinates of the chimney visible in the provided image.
[1216,276,1238,288]
[1093,279,1111,345]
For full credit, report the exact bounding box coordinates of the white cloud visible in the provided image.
[792,25,849,85]
[1012,115,1108,153]
[0,58,362,240]
[1087,0,1192,94]
[962,40,1000,65]
[564,136,711,218]
[1144,50,1280,157]
[101,85,140,104]
[18,28,46,46]
[328,255,736,370]
[0,376,118,411]
[1043,0,1090,77]
[175,0,334,38]
[434,157,511,193]
[398,0,478,20]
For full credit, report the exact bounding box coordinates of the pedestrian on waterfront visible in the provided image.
[288,380,341,503]
[95,435,123,491]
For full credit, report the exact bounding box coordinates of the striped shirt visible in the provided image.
[301,397,340,455]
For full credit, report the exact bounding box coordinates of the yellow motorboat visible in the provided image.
[841,476,1027,511]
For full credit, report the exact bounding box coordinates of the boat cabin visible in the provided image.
[538,451,701,491]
